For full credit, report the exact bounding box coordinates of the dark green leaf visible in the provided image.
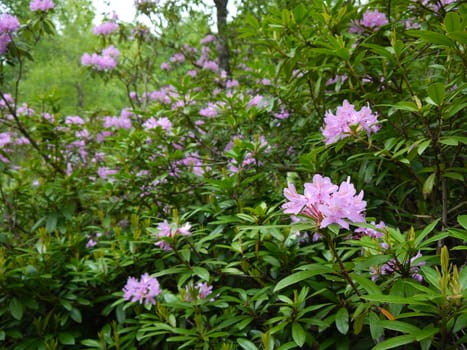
[274,265,334,292]
[372,335,417,350]
[238,338,258,350]
[9,298,23,321]
[70,307,82,323]
[58,332,75,345]
[335,307,349,335]
[427,83,445,106]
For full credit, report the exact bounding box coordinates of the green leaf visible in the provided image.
[350,273,382,295]
[292,322,306,347]
[70,307,82,323]
[447,31,467,44]
[273,265,334,292]
[46,212,58,233]
[9,297,23,320]
[417,140,431,155]
[363,294,428,305]
[422,173,436,198]
[407,30,454,47]
[393,101,418,112]
[415,325,439,341]
[58,332,75,345]
[458,215,467,230]
[369,312,383,340]
[444,12,462,32]
[377,320,421,334]
[453,312,467,333]
[427,83,445,106]
[415,219,440,247]
[238,338,258,350]
[335,307,349,335]
[192,266,210,281]
[372,335,416,350]
[80,339,101,348]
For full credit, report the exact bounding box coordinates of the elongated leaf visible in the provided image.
[9,298,23,320]
[335,307,349,335]
[407,30,454,47]
[192,266,210,281]
[377,320,421,334]
[238,338,258,350]
[458,215,467,230]
[422,173,436,198]
[350,273,382,295]
[363,294,428,305]
[415,219,440,247]
[427,83,445,106]
[372,335,416,350]
[274,265,334,292]
[292,322,306,347]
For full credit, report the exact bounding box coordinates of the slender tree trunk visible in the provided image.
[214,0,231,77]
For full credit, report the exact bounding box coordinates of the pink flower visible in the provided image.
[322,100,379,145]
[0,34,11,55]
[160,62,171,70]
[155,117,172,131]
[65,115,84,125]
[283,175,366,230]
[354,221,386,239]
[81,46,119,71]
[170,53,185,63]
[93,21,119,36]
[184,282,213,301]
[372,251,425,282]
[97,167,117,179]
[0,14,20,33]
[0,132,12,147]
[274,107,289,120]
[247,95,265,108]
[30,0,55,12]
[200,34,216,45]
[361,9,388,29]
[199,103,218,118]
[154,220,192,251]
[202,60,218,72]
[123,273,161,305]
[103,115,132,129]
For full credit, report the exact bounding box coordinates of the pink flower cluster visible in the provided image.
[371,251,425,282]
[154,220,192,251]
[0,14,20,55]
[350,9,388,33]
[283,174,366,230]
[361,9,389,28]
[0,14,20,33]
[93,21,119,36]
[30,0,55,12]
[123,273,161,305]
[322,100,380,145]
[184,282,213,301]
[143,116,172,132]
[81,45,120,71]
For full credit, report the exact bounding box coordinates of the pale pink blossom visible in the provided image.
[30,0,54,11]
[123,273,161,305]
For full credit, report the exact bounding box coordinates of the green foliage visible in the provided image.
[0,0,466,349]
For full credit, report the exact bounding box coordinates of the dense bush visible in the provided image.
[0,0,466,349]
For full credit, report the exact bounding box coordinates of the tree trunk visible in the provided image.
[214,0,231,77]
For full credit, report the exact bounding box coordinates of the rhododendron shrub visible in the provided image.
[0,0,465,349]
